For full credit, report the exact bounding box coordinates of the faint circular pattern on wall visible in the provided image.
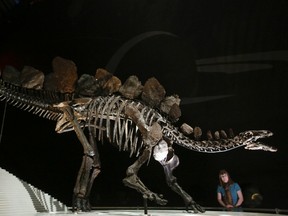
[106,31,199,97]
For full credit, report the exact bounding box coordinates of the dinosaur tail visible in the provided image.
[0,79,72,120]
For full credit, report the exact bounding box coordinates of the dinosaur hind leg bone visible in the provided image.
[72,130,101,212]
[123,105,168,205]
[56,103,101,212]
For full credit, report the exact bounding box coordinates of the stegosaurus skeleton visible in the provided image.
[0,79,276,213]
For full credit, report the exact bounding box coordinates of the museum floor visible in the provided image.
[1,167,286,216]
[22,209,287,216]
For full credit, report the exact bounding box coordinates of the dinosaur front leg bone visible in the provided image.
[159,153,205,213]
[123,105,167,205]
[123,147,167,205]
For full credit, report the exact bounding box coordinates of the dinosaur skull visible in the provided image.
[238,130,277,152]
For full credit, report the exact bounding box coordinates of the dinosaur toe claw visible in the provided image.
[187,201,205,213]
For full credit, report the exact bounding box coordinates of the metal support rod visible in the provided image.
[143,195,148,215]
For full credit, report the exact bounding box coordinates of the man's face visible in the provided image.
[220,173,229,183]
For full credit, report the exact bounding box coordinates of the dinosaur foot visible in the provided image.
[72,196,91,212]
[123,177,168,206]
[144,192,168,206]
[186,201,205,214]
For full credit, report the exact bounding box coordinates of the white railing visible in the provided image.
[0,167,68,215]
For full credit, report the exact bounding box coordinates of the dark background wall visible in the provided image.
[0,0,287,209]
